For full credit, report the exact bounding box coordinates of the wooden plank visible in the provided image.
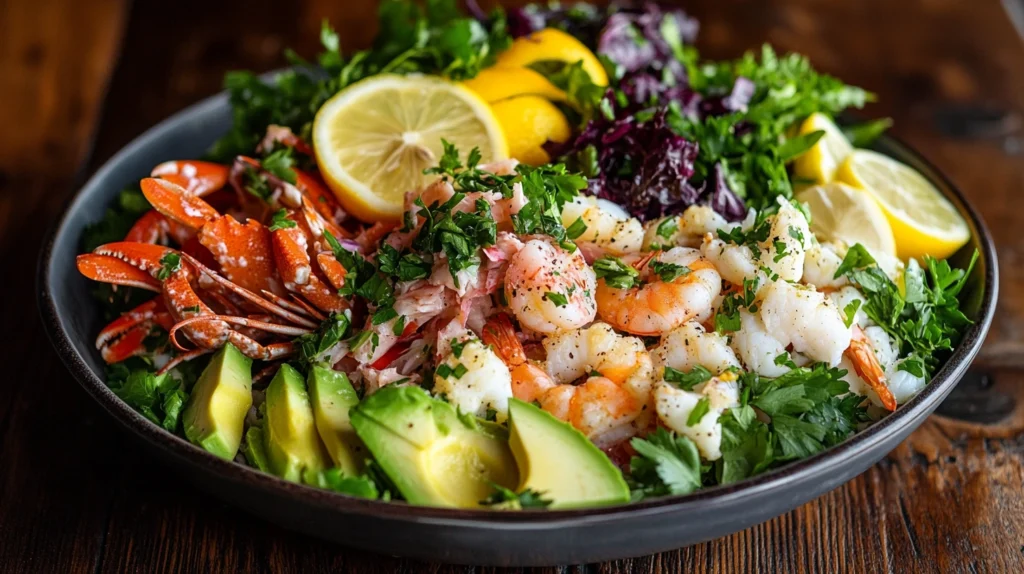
[0,0,129,573]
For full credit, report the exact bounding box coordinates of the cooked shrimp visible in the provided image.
[481,313,556,403]
[504,239,597,335]
[560,195,644,257]
[433,338,514,422]
[729,309,791,378]
[484,318,653,443]
[596,247,721,336]
[844,325,897,411]
[642,205,732,250]
[651,321,741,376]
[802,241,849,290]
[758,279,851,366]
[702,198,811,287]
[541,323,656,443]
[654,375,740,460]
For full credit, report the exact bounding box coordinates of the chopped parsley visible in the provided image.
[628,428,703,499]
[480,483,553,509]
[663,365,712,391]
[544,291,569,307]
[836,243,978,376]
[686,397,712,426]
[157,252,181,281]
[593,256,640,289]
[268,209,297,231]
[649,260,691,282]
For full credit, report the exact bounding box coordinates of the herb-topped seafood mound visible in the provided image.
[76,0,977,508]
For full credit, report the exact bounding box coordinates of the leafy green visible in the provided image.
[480,483,553,509]
[106,361,200,433]
[629,428,703,499]
[836,243,978,376]
[268,209,297,231]
[209,1,511,161]
[592,256,639,289]
[669,45,872,210]
[649,260,691,282]
[81,187,152,253]
[663,365,712,391]
[294,313,352,372]
[314,468,380,499]
[842,117,893,147]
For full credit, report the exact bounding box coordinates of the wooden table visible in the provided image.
[4,0,1024,571]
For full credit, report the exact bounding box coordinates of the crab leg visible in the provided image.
[141,177,282,297]
[77,253,162,291]
[94,298,173,363]
[178,253,318,329]
[260,290,321,321]
[157,349,213,376]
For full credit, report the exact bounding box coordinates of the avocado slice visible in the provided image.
[508,399,629,508]
[350,385,518,507]
[263,364,330,483]
[307,366,365,475]
[182,343,253,460]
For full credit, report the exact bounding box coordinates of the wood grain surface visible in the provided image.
[4,0,1024,571]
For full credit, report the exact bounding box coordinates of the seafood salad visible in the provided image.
[76,1,978,509]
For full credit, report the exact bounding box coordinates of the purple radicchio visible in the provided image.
[597,3,698,82]
[559,106,701,221]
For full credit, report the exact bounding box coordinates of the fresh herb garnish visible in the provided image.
[480,483,553,509]
[663,365,712,390]
[593,256,640,289]
[157,252,181,281]
[649,260,691,282]
[268,209,297,231]
[628,428,703,498]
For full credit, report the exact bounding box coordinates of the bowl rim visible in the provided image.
[37,88,999,529]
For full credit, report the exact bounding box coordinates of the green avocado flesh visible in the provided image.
[307,366,365,476]
[350,385,518,507]
[182,343,253,460]
[263,364,330,483]
[508,399,629,509]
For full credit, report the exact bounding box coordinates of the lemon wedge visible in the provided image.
[792,113,853,184]
[490,95,572,166]
[796,182,897,258]
[463,66,567,104]
[836,150,970,260]
[495,28,608,87]
[313,75,508,222]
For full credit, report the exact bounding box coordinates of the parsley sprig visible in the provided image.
[835,243,978,376]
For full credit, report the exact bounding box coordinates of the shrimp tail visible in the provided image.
[846,326,897,411]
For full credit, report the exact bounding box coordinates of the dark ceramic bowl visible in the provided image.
[38,87,997,566]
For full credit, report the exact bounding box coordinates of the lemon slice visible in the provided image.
[490,95,572,166]
[796,183,897,258]
[313,75,508,222]
[462,66,566,104]
[836,150,970,260]
[792,113,853,184]
[495,28,609,87]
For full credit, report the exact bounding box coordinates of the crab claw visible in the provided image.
[151,160,230,197]
[77,253,162,291]
[95,298,173,363]
[141,177,220,229]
